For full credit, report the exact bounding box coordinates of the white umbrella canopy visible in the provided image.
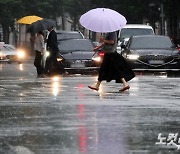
[79,8,127,33]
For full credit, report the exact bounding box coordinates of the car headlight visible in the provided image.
[92,56,101,62]
[46,51,50,57]
[127,54,139,60]
[0,52,5,57]
[17,50,25,58]
[57,57,63,62]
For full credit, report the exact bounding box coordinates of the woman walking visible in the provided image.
[88,32,135,92]
[34,31,45,77]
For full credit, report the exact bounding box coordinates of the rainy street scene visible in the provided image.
[1,0,180,154]
[0,61,180,154]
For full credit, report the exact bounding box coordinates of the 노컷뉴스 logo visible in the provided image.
[155,133,180,150]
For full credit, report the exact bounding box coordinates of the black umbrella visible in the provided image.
[27,19,56,33]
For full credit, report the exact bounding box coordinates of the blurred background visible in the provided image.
[0,0,180,55]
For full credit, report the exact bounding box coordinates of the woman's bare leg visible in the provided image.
[88,81,101,91]
[95,81,101,89]
[121,78,129,87]
[120,78,130,92]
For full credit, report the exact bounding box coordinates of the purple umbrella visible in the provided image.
[79,8,127,33]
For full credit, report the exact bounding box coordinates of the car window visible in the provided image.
[58,39,93,51]
[120,28,154,41]
[130,37,173,49]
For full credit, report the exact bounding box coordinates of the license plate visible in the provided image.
[71,62,85,68]
[149,60,164,64]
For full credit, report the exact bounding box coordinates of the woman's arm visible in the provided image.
[103,39,115,45]
[93,42,105,51]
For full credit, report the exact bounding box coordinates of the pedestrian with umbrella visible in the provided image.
[44,26,65,76]
[34,31,45,77]
[27,19,65,76]
[80,8,135,92]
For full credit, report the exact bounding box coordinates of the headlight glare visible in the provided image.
[17,50,25,58]
[127,54,139,60]
[46,51,50,57]
[92,56,101,62]
[0,52,5,57]
[57,57,63,62]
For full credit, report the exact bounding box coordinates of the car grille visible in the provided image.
[139,55,171,60]
[139,55,175,64]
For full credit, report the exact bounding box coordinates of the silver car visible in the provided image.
[0,43,25,63]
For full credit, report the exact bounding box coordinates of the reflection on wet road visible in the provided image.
[0,63,180,153]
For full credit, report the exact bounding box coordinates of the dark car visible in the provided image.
[121,35,180,74]
[56,39,99,73]
[56,30,84,41]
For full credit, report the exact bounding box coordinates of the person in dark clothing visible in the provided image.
[44,27,65,75]
[88,32,135,92]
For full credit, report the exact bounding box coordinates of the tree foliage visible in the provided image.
[0,0,180,42]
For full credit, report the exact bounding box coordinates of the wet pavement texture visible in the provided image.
[0,63,180,154]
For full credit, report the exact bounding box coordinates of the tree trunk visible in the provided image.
[61,16,65,30]
[2,24,9,43]
[73,16,77,31]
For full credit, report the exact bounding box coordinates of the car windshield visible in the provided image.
[120,28,154,41]
[130,37,173,49]
[57,32,83,40]
[58,39,93,51]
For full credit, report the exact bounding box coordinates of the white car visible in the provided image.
[0,42,25,63]
[118,24,154,43]
[117,24,155,53]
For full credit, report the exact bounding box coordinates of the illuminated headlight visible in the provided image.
[17,50,25,58]
[127,54,139,60]
[0,52,5,57]
[46,51,50,57]
[92,56,101,62]
[57,57,63,62]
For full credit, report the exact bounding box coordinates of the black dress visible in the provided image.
[98,52,135,83]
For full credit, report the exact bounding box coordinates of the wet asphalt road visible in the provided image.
[0,62,180,154]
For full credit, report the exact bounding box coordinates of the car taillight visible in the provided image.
[98,51,105,56]
[178,47,180,53]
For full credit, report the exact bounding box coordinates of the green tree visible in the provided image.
[64,0,91,30]
[0,0,22,43]
[0,0,180,42]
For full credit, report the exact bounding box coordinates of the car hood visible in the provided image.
[58,50,94,60]
[0,50,17,56]
[130,48,178,55]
